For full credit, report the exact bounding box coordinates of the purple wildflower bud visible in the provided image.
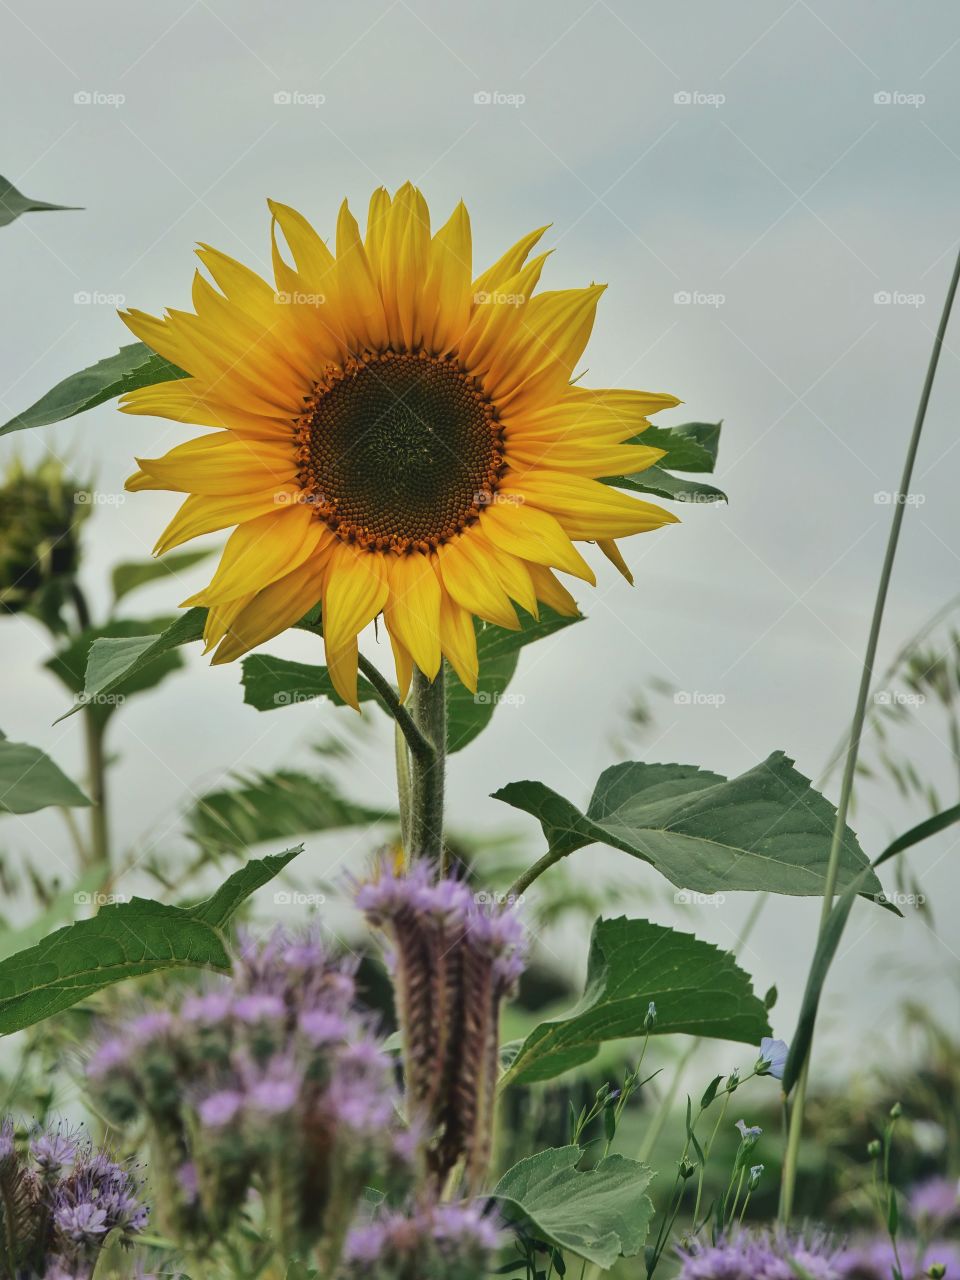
[177,1161,199,1204]
[198,1089,245,1129]
[181,990,233,1024]
[756,1037,789,1081]
[54,1200,109,1242]
[86,1036,129,1080]
[30,1126,78,1173]
[233,993,286,1024]
[909,1176,960,1227]
[247,1074,300,1116]
[678,1228,840,1279]
[342,1201,502,1273]
[298,1008,348,1045]
[128,1011,174,1044]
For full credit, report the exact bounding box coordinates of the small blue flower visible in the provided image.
[735,1119,762,1142]
[756,1036,789,1080]
[644,1001,657,1031]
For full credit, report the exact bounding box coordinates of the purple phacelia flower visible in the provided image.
[908,1175,960,1228]
[678,1229,840,1279]
[181,990,233,1024]
[128,1011,174,1044]
[86,1036,129,1080]
[233,993,286,1024]
[54,1200,109,1242]
[836,1238,960,1278]
[198,1089,245,1129]
[298,1008,348,1045]
[31,1126,78,1173]
[342,1201,502,1274]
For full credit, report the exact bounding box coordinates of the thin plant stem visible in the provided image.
[69,583,110,868]
[779,246,960,1222]
[357,655,434,765]
[407,666,447,867]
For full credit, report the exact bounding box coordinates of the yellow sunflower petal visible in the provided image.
[597,538,634,585]
[388,629,414,701]
[506,471,680,539]
[203,592,256,651]
[335,199,389,352]
[321,541,388,654]
[515,385,681,435]
[503,440,665,477]
[438,593,478,692]
[154,488,298,555]
[324,636,362,711]
[380,183,430,350]
[384,552,442,679]
[211,557,327,664]
[187,506,329,605]
[435,537,519,631]
[472,225,550,298]
[365,186,392,277]
[524,560,582,616]
[457,252,551,377]
[120,379,291,439]
[128,434,296,496]
[480,497,596,584]
[421,200,472,357]
[471,533,539,618]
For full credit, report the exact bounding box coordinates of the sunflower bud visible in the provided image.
[0,457,89,623]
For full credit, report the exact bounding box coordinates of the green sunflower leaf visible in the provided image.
[0,175,82,229]
[610,466,727,504]
[0,738,90,814]
[500,916,770,1087]
[186,769,394,857]
[492,1145,655,1269]
[111,550,214,605]
[0,846,302,1033]
[0,341,187,437]
[637,421,722,472]
[445,608,583,753]
[240,654,384,713]
[52,611,205,724]
[493,751,881,899]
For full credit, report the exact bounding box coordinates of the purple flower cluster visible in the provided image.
[86,928,410,1258]
[0,1119,147,1279]
[357,866,527,1193]
[342,1201,502,1280]
[678,1230,960,1279]
[909,1176,960,1230]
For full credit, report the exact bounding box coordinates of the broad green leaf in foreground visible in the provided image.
[0,175,81,229]
[0,736,89,814]
[0,341,187,437]
[0,847,301,1034]
[500,915,770,1086]
[445,608,582,753]
[111,549,214,605]
[493,1145,655,1269]
[241,654,385,713]
[494,751,881,898]
[612,466,727,504]
[637,421,721,472]
[186,768,394,857]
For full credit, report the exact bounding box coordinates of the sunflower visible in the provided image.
[121,183,680,707]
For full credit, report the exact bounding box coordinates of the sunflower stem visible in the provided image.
[69,582,110,868]
[408,665,447,868]
[778,245,960,1223]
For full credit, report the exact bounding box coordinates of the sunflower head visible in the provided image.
[0,456,90,623]
[121,183,680,707]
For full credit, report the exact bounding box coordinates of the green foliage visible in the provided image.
[186,766,394,857]
[608,420,727,503]
[494,751,881,898]
[0,342,186,437]
[47,615,189,726]
[445,608,582,753]
[111,550,213,605]
[493,1144,655,1269]
[0,734,89,813]
[241,653,384,713]
[0,847,301,1033]
[0,176,81,229]
[501,915,770,1087]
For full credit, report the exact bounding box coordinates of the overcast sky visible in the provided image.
[2,0,960,1077]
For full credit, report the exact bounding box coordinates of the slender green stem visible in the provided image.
[394,721,413,855]
[407,666,447,867]
[779,247,960,1222]
[69,583,110,868]
[507,843,571,900]
[357,654,434,765]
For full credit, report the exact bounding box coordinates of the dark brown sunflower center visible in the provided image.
[296,352,504,552]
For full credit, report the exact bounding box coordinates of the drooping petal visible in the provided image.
[504,471,680,540]
[524,560,581,616]
[185,506,328,605]
[153,488,299,554]
[597,538,634,585]
[321,541,388,654]
[384,552,442,678]
[435,536,519,630]
[438,592,478,692]
[480,497,596,584]
[211,556,328,663]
